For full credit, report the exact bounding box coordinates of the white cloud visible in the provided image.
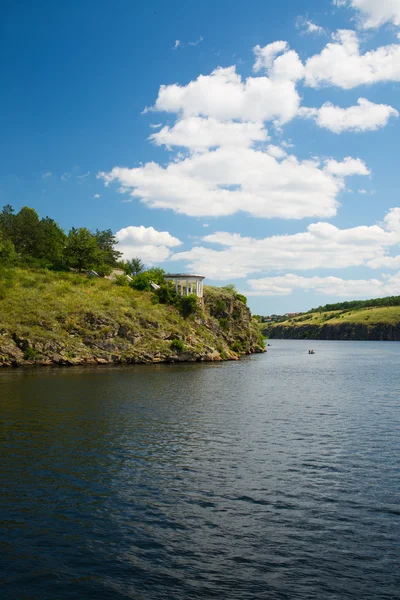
[383,206,400,232]
[300,98,398,133]
[149,117,268,151]
[115,225,182,264]
[41,171,52,179]
[304,30,400,88]
[297,17,326,35]
[169,210,400,279]
[99,147,370,219]
[61,172,71,182]
[188,36,204,46]
[247,271,400,297]
[345,0,400,29]
[149,65,301,125]
[253,41,289,71]
[149,123,162,129]
[77,171,90,180]
[324,156,370,176]
[266,145,287,159]
[93,193,101,199]
[368,255,400,268]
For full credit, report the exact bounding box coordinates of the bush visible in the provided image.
[236,293,247,305]
[156,283,179,305]
[180,294,198,318]
[170,338,185,352]
[219,317,229,331]
[230,341,243,353]
[130,273,151,291]
[115,274,129,286]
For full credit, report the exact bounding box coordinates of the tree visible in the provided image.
[129,257,145,276]
[146,267,165,285]
[0,204,16,239]
[64,228,99,271]
[94,229,122,266]
[36,217,66,264]
[9,206,41,256]
[0,230,16,264]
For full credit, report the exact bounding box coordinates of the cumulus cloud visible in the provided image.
[323,156,370,176]
[115,225,182,264]
[344,0,400,29]
[300,98,398,133]
[304,30,400,88]
[169,209,400,279]
[99,147,370,219]
[93,193,101,199]
[148,65,301,125]
[149,117,268,151]
[247,271,400,297]
[173,40,181,50]
[253,41,289,71]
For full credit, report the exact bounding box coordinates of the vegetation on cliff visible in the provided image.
[262,302,400,341]
[0,268,265,366]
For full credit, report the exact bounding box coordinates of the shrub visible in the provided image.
[130,273,151,291]
[156,283,179,306]
[236,293,247,305]
[170,338,185,352]
[219,317,229,331]
[231,340,243,353]
[180,294,198,318]
[115,275,129,286]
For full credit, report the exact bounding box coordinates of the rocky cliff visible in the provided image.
[264,321,400,341]
[0,269,265,367]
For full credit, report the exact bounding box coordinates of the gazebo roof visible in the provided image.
[164,273,205,280]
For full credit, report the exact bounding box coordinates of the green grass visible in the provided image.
[266,305,400,330]
[0,268,264,364]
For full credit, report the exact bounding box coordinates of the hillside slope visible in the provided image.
[263,306,400,341]
[0,269,265,367]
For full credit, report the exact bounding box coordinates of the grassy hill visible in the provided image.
[0,268,265,366]
[262,303,400,341]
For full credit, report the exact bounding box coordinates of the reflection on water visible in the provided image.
[1,340,399,599]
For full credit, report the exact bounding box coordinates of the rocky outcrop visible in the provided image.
[0,285,265,368]
[264,322,400,341]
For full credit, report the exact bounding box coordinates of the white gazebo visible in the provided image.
[164,274,205,298]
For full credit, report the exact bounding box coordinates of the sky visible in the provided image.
[1,0,400,314]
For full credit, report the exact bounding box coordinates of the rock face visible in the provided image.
[264,322,400,341]
[0,284,265,368]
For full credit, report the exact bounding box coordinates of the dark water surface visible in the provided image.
[1,340,399,599]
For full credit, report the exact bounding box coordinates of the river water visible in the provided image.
[0,340,399,599]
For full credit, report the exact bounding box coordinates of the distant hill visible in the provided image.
[261,300,400,341]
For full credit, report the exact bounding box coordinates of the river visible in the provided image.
[1,340,399,599]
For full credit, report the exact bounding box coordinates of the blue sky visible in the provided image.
[1,0,400,314]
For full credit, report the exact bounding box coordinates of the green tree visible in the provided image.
[94,229,122,266]
[64,228,99,271]
[36,217,66,264]
[11,207,41,256]
[129,257,145,276]
[146,267,165,285]
[0,204,16,240]
[0,230,16,264]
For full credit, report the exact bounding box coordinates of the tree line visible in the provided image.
[309,296,400,313]
[0,204,124,275]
